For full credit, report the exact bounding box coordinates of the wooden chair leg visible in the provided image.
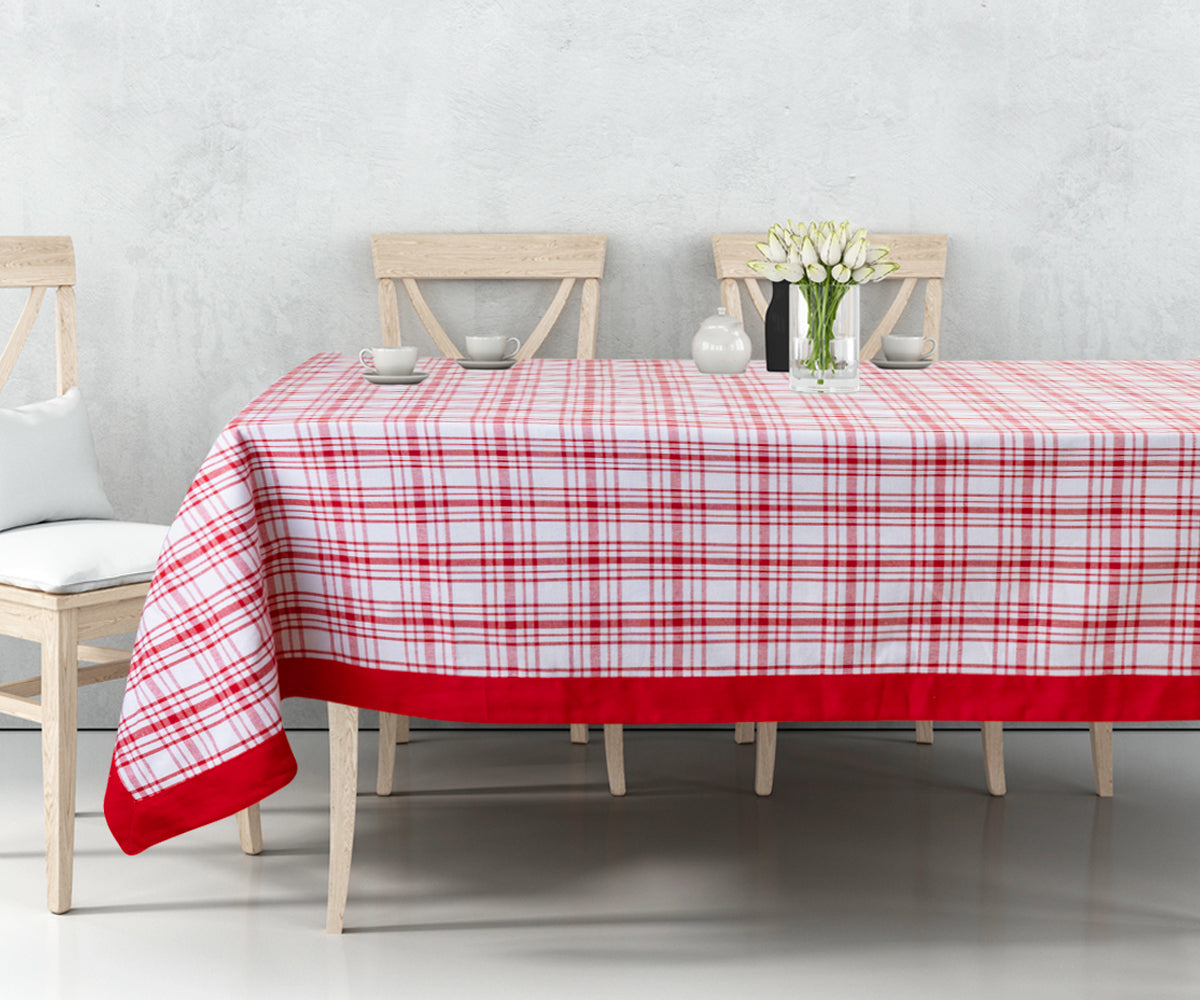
[981,722,1006,796]
[377,712,397,796]
[734,722,755,744]
[754,722,778,796]
[42,611,79,914]
[603,724,625,796]
[1090,722,1113,798]
[326,702,359,934]
[236,805,263,855]
[375,713,410,797]
[570,724,590,744]
[915,720,934,744]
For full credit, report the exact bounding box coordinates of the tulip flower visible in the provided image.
[843,236,868,270]
[747,219,898,288]
[800,235,819,267]
[755,229,788,265]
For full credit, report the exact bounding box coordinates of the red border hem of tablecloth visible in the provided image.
[104,732,297,856]
[105,658,1200,855]
[278,656,1200,724]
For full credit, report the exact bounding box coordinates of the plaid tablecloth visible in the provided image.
[105,354,1200,852]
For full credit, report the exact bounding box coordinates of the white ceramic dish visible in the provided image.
[456,359,518,370]
[363,371,430,385]
[872,358,934,371]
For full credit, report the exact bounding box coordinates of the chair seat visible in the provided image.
[0,519,168,594]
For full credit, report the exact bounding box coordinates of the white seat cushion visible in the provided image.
[0,519,169,594]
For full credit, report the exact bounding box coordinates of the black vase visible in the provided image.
[764,280,790,372]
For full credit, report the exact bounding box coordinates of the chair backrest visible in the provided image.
[371,234,607,360]
[0,237,78,397]
[712,233,948,360]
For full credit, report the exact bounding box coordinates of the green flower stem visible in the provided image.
[797,281,849,380]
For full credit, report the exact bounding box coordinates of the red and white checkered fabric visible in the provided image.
[105,355,1200,852]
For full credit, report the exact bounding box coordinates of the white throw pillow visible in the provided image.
[0,387,115,533]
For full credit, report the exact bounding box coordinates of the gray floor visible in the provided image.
[3,728,1200,998]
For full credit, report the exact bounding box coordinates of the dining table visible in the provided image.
[103,353,1200,929]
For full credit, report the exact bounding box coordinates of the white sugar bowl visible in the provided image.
[692,307,752,374]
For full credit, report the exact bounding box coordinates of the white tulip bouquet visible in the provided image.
[749,221,899,386]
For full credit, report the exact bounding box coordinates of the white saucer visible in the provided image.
[363,371,429,385]
[456,358,518,370]
[872,357,934,370]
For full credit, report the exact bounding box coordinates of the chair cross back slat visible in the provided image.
[371,234,606,360]
[712,232,948,361]
[0,237,78,396]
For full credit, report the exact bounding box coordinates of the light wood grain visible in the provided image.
[372,234,606,280]
[577,278,599,360]
[0,594,46,640]
[326,701,359,934]
[859,277,916,360]
[0,689,42,723]
[371,234,605,364]
[755,722,778,796]
[377,278,401,346]
[982,722,1006,796]
[0,658,129,700]
[744,276,770,321]
[0,236,75,288]
[603,724,625,796]
[923,278,943,361]
[516,277,575,359]
[0,286,46,393]
[570,724,590,744]
[54,284,78,394]
[713,233,947,281]
[42,610,78,914]
[376,711,398,796]
[720,277,742,321]
[1090,722,1114,798]
[915,721,934,745]
[734,722,755,744]
[236,804,263,855]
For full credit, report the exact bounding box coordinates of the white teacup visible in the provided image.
[882,334,936,362]
[359,346,418,376]
[464,335,521,362]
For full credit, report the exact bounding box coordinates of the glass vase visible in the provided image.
[788,283,861,394]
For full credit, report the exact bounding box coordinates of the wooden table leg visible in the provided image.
[914,721,934,745]
[755,722,778,796]
[326,702,359,934]
[1090,722,1113,798]
[42,611,78,914]
[570,724,590,744]
[603,724,625,796]
[734,722,755,744]
[982,722,1006,796]
[236,805,263,855]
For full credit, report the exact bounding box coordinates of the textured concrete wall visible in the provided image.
[3,2,1199,727]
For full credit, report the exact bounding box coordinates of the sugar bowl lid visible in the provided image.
[697,307,744,334]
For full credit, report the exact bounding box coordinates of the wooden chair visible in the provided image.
[0,237,263,914]
[711,233,1111,798]
[368,234,627,796]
